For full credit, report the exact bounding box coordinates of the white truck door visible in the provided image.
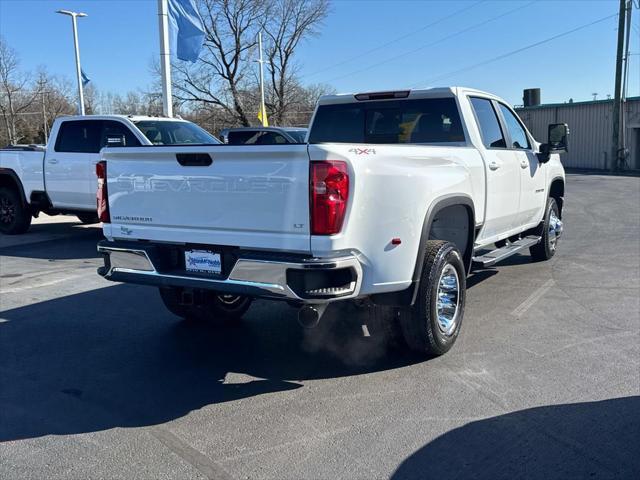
[496,103,546,228]
[45,119,103,210]
[469,97,521,240]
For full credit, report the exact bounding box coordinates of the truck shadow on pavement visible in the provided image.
[391,396,640,479]
[0,226,102,260]
[0,284,420,442]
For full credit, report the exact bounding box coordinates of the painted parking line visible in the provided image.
[0,272,94,295]
[511,279,555,317]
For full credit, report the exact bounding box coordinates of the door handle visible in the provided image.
[520,160,529,169]
[48,158,59,164]
[488,161,500,171]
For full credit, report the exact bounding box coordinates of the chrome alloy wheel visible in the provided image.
[548,210,563,251]
[217,294,243,306]
[436,264,460,336]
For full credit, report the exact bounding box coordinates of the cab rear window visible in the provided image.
[309,98,465,145]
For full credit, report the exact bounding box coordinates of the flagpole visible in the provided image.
[158,0,173,117]
[258,31,266,126]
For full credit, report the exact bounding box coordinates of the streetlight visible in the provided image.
[56,9,88,115]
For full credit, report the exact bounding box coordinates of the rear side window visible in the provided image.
[470,98,506,149]
[55,120,103,153]
[255,132,288,144]
[101,121,141,148]
[227,131,289,145]
[285,130,307,143]
[227,131,260,145]
[498,104,531,149]
[309,98,465,145]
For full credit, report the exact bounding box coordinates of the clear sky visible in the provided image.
[0,0,638,106]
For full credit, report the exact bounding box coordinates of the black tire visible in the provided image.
[399,240,466,356]
[77,213,100,224]
[530,197,561,262]
[159,287,252,324]
[365,303,403,350]
[0,186,31,235]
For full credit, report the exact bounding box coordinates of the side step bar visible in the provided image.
[472,235,541,267]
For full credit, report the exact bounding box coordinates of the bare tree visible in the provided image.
[172,0,268,126]
[0,37,42,144]
[170,0,327,127]
[264,0,328,125]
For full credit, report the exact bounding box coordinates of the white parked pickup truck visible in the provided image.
[0,115,220,234]
[97,88,567,356]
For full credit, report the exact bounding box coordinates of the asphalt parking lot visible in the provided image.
[1,173,638,479]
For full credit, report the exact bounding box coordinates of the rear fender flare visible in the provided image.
[410,194,476,304]
[0,168,29,209]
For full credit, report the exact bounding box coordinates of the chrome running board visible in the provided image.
[472,235,541,267]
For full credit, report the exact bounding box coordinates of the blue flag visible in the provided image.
[81,69,90,87]
[168,0,206,63]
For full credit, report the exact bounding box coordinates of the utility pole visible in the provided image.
[157,0,173,117]
[610,0,627,172]
[620,1,633,169]
[40,82,48,144]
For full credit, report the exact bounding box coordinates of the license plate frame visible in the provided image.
[184,249,222,275]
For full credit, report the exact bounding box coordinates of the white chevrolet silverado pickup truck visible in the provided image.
[0,115,220,234]
[96,87,567,356]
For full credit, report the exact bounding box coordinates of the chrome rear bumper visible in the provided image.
[97,241,362,303]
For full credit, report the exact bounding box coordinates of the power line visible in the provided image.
[302,0,486,79]
[414,13,618,86]
[318,1,536,85]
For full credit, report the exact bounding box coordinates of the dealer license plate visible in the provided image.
[184,249,222,274]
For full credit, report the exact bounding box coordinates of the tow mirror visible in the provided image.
[548,123,569,153]
[538,123,568,163]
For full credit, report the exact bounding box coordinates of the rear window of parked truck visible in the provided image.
[309,97,465,145]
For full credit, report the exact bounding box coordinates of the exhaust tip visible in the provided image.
[298,305,322,329]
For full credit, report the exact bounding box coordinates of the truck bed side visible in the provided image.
[0,150,46,201]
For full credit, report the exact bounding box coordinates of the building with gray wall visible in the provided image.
[516,97,640,170]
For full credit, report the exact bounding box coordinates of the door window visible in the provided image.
[498,104,531,149]
[470,97,506,149]
[54,120,103,153]
[101,121,141,148]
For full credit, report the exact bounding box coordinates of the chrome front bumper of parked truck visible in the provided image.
[97,240,362,303]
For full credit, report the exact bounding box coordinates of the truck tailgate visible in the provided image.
[103,145,311,252]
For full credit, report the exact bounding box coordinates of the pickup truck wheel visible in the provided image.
[399,240,465,356]
[158,287,252,324]
[0,187,31,235]
[366,303,403,349]
[530,197,561,262]
[77,213,100,224]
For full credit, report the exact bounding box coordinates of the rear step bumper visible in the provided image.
[97,240,362,303]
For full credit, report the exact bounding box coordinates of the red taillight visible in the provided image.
[96,161,110,223]
[310,160,349,235]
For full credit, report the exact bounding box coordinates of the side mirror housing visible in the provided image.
[548,123,569,153]
[538,123,568,163]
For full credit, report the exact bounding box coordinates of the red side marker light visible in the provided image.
[391,238,402,245]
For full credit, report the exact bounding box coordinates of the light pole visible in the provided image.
[56,9,87,115]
